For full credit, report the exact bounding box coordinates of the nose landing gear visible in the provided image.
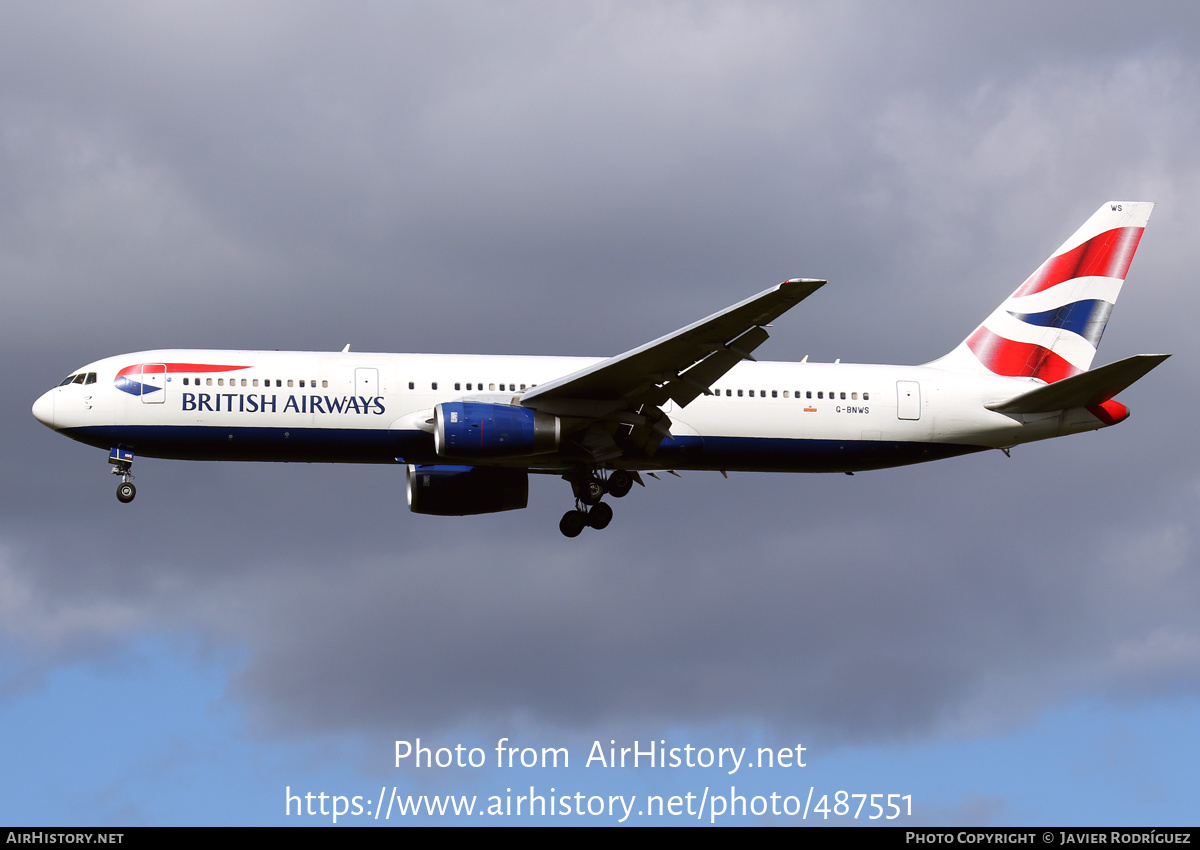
[109,447,136,503]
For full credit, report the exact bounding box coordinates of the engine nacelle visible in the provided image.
[434,402,560,458]
[406,465,529,516]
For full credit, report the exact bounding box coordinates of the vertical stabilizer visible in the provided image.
[932,201,1154,382]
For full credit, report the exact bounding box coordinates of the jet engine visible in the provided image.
[405,464,528,516]
[434,402,560,458]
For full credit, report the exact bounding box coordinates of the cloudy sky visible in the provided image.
[3,1,1199,825]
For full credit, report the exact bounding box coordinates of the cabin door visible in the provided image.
[355,367,379,398]
[140,364,166,404]
[896,381,921,420]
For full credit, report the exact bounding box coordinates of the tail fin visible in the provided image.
[932,201,1154,382]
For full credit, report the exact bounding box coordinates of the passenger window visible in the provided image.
[322,380,328,388]
[299,380,305,388]
[431,382,438,390]
[489,383,496,391]
[783,391,789,398]
[520,384,526,391]
[852,392,857,400]
[840,392,846,400]
[817,391,823,399]
[182,378,189,386]
[455,383,461,390]
[207,378,213,386]
[771,390,777,398]
[253,379,259,387]
[863,392,870,400]
[737,389,743,397]
[408,382,414,390]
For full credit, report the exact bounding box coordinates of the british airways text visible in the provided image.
[180,393,386,414]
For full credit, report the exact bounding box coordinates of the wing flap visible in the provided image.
[666,325,771,407]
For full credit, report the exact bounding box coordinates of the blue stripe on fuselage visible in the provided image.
[57,425,986,472]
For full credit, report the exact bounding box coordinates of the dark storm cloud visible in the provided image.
[4,2,1200,743]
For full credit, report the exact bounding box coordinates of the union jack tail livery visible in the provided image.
[934,201,1154,383]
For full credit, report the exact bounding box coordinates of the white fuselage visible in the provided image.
[32,348,1117,474]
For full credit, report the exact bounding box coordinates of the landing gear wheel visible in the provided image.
[587,501,613,530]
[116,481,136,503]
[579,479,605,506]
[559,510,587,538]
[607,470,633,498]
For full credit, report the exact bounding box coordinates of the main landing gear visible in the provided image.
[109,447,136,503]
[558,469,636,538]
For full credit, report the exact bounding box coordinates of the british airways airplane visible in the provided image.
[33,202,1166,537]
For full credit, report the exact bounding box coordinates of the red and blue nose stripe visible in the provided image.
[113,363,249,396]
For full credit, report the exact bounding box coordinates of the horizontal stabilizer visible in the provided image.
[986,354,1169,414]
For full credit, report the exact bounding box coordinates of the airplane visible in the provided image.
[33,201,1167,537]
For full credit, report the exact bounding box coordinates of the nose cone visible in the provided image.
[32,390,56,430]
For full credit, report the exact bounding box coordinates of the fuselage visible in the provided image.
[32,348,1119,474]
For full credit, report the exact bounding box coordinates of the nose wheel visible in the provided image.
[109,446,136,504]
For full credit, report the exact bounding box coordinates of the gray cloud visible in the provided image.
[4,2,1199,748]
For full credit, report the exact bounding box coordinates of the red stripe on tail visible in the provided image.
[1014,227,1143,297]
[965,327,1082,382]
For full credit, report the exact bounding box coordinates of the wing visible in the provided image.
[520,278,825,460]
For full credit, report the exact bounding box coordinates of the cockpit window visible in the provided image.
[72,374,86,384]
[84,372,97,384]
[59,375,77,386]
